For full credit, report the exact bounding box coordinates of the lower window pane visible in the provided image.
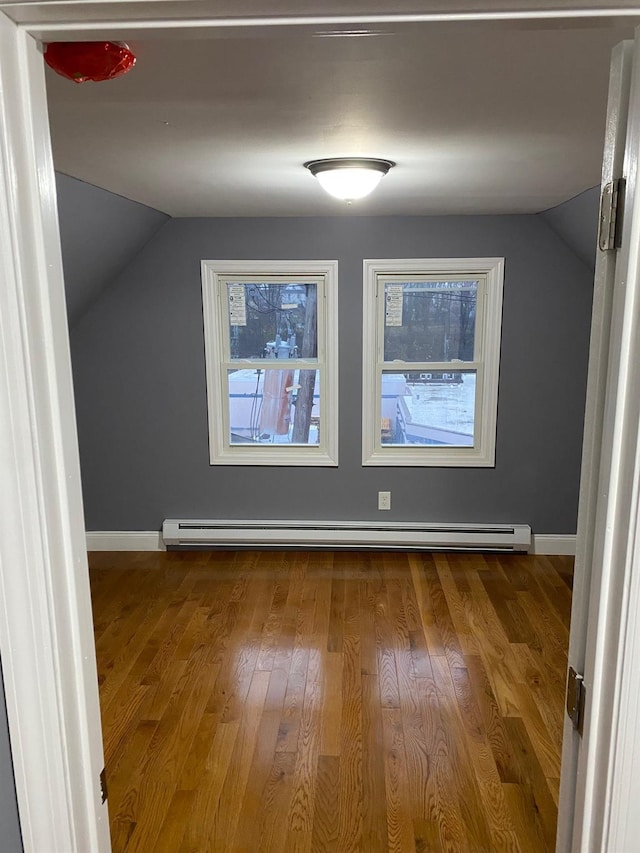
[228,368,320,445]
[381,371,476,446]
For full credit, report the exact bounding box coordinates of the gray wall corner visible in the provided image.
[538,186,600,273]
[56,172,170,328]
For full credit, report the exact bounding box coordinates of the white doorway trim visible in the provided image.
[0,16,110,852]
[571,31,640,850]
[557,39,634,853]
[0,3,639,851]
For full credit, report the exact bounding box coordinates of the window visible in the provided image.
[202,260,338,465]
[362,258,504,466]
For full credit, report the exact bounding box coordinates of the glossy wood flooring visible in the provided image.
[89,550,572,853]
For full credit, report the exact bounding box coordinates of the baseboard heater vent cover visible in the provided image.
[162,520,531,553]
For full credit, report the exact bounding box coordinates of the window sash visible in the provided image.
[362,258,503,467]
[202,260,338,466]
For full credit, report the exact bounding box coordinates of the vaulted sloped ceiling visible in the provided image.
[56,173,168,325]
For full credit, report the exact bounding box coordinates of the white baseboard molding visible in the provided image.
[86,531,165,551]
[531,534,576,555]
[86,529,576,556]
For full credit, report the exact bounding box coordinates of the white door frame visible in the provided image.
[0,3,639,851]
[570,30,640,851]
[0,15,110,853]
[557,39,634,852]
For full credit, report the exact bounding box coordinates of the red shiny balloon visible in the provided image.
[44,41,136,84]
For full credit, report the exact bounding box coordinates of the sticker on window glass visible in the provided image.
[228,284,247,326]
[385,285,403,326]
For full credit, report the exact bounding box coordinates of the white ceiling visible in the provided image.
[44,17,638,217]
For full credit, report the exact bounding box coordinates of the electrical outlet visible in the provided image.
[378,491,391,510]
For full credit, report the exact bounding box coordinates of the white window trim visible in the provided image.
[202,259,339,465]
[362,257,504,467]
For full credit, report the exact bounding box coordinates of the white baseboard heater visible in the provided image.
[162,519,531,553]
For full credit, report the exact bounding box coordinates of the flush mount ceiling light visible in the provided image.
[304,158,395,201]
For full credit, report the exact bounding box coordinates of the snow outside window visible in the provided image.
[202,260,338,465]
[362,258,504,467]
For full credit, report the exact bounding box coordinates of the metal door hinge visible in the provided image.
[100,767,108,804]
[566,666,586,736]
[599,178,625,251]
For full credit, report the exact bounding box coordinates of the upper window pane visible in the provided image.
[227,282,318,360]
[383,280,478,362]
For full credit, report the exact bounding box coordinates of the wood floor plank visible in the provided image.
[503,717,558,852]
[143,658,187,722]
[503,782,548,853]
[153,789,195,853]
[464,570,522,717]
[533,556,573,624]
[327,574,345,653]
[311,754,340,852]
[107,719,158,818]
[311,571,333,645]
[96,591,173,706]
[359,576,380,678]
[421,554,467,670]
[510,643,566,748]
[408,554,445,656]
[414,672,470,852]
[262,575,292,644]
[320,651,343,757]
[397,650,430,825]
[177,720,240,853]
[231,665,292,851]
[511,680,562,779]
[259,751,298,853]
[464,654,518,784]
[89,549,571,852]
[121,659,221,852]
[210,670,271,851]
[101,684,151,769]
[382,708,417,853]
[176,708,218,791]
[434,554,480,655]
[285,672,322,853]
[431,655,495,851]
[336,582,364,853]
[448,664,520,851]
[277,644,311,754]
[360,673,388,851]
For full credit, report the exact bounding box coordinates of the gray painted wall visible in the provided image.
[0,664,22,852]
[540,186,600,271]
[56,173,168,326]
[71,213,593,534]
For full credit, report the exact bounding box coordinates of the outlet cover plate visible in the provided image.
[378,491,391,510]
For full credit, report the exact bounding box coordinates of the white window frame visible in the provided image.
[202,259,338,465]
[362,257,504,466]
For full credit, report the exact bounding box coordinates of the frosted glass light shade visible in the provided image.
[305,158,395,200]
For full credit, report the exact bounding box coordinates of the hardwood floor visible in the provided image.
[89,549,572,853]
